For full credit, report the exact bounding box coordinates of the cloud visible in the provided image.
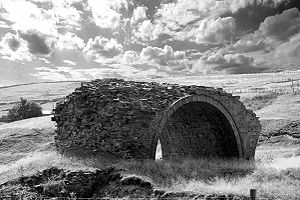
[1,0,58,57]
[88,0,128,29]
[192,17,237,44]
[274,33,300,61]
[51,0,82,29]
[56,32,85,50]
[1,0,58,36]
[134,20,165,41]
[63,59,76,65]
[3,32,20,51]
[19,31,53,55]
[231,36,265,52]
[156,0,230,27]
[0,21,10,29]
[258,7,300,41]
[39,57,51,64]
[32,65,163,81]
[0,32,33,61]
[131,6,147,24]
[82,35,123,60]
[122,50,140,64]
[229,7,300,55]
[192,52,266,74]
[141,45,188,71]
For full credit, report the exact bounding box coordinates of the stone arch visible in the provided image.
[154,95,244,160]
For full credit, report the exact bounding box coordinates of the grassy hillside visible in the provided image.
[0,116,94,185]
[0,116,55,165]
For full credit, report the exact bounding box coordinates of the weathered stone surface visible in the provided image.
[53,78,261,160]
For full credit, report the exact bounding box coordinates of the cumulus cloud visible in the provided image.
[134,20,165,41]
[122,50,140,64]
[157,0,229,27]
[51,0,82,29]
[131,6,147,24]
[56,32,85,50]
[1,0,58,36]
[19,31,53,55]
[258,7,300,41]
[33,65,163,81]
[0,0,59,57]
[3,33,20,51]
[192,52,266,74]
[192,17,237,44]
[83,35,123,60]
[88,0,128,29]
[275,33,300,61]
[141,45,187,71]
[229,7,300,54]
[0,32,33,61]
[231,36,265,52]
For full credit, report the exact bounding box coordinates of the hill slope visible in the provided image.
[0,116,56,165]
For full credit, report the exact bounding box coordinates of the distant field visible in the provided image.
[0,81,81,116]
[1,71,300,118]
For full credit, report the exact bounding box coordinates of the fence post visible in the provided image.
[250,189,257,200]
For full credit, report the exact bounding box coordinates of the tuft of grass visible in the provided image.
[83,158,257,186]
[43,179,65,197]
[168,166,300,199]
[0,150,94,184]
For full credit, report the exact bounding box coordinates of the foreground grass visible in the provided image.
[0,150,94,184]
[1,149,300,199]
[75,155,299,199]
[170,167,300,199]
[117,158,256,185]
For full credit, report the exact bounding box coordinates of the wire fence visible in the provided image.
[225,78,300,95]
[226,86,300,95]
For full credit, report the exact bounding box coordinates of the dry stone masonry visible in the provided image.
[52,78,261,160]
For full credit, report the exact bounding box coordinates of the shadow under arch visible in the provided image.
[154,95,244,160]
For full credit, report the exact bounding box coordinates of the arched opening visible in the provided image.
[157,96,242,160]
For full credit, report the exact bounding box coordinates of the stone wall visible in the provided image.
[52,78,261,160]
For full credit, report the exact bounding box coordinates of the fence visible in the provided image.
[226,86,300,95]
[0,189,266,200]
[225,78,300,95]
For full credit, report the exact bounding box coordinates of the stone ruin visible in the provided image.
[52,79,261,160]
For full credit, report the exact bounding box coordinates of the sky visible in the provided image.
[0,0,299,86]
